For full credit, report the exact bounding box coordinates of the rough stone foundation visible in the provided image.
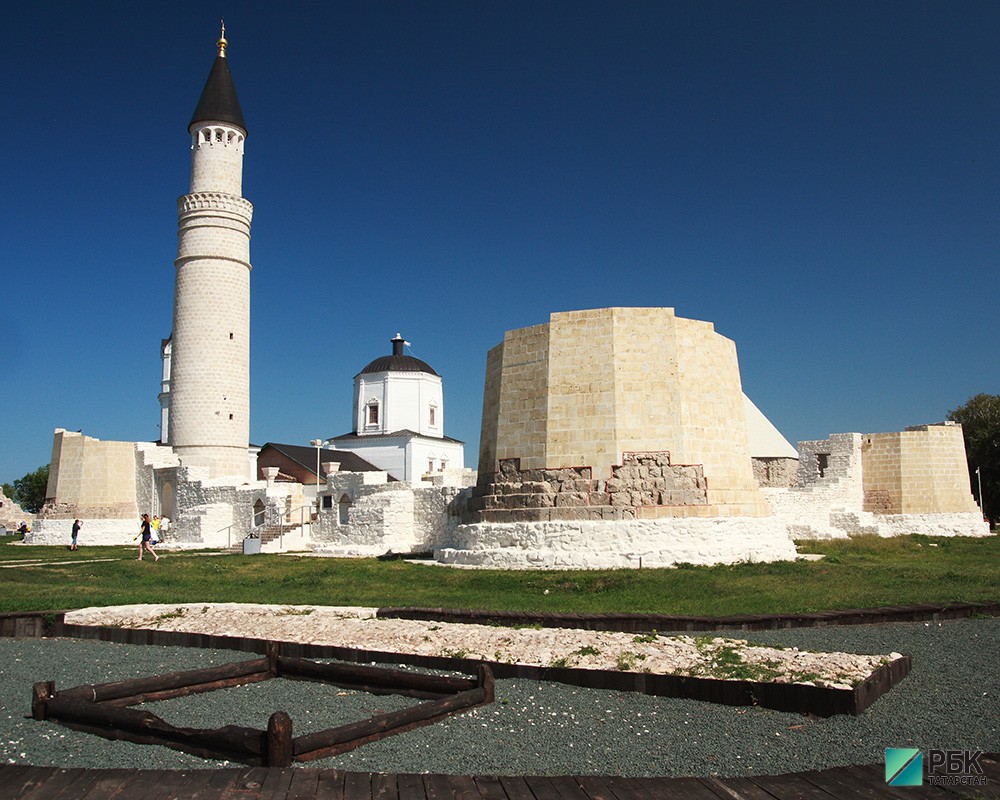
[465,452,707,524]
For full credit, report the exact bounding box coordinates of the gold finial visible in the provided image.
[217,19,228,57]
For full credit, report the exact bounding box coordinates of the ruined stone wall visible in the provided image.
[413,485,469,549]
[134,443,181,520]
[861,422,979,515]
[171,467,268,547]
[314,472,414,554]
[752,457,799,488]
[762,428,987,540]
[27,517,143,546]
[0,487,29,530]
[38,429,138,519]
[465,452,708,523]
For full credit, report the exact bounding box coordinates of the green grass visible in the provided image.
[0,533,997,615]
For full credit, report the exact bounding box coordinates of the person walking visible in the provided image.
[70,519,81,550]
[137,514,159,561]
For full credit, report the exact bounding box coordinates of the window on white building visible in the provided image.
[367,401,379,426]
[339,494,352,525]
[429,405,437,427]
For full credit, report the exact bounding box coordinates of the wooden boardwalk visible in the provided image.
[2,756,999,799]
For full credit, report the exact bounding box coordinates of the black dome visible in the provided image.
[359,335,438,377]
[359,354,438,377]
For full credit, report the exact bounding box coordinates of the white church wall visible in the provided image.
[408,438,465,481]
[355,371,443,439]
[437,517,797,569]
[331,439,407,481]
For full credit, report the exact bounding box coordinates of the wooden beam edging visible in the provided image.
[375,600,1000,632]
[0,611,66,639]
[30,642,496,768]
[290,664,494,764]
[42,694,265,762]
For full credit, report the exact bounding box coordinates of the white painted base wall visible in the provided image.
[761,488,990,539]
[26,518,143,547]
[436,517,798,569]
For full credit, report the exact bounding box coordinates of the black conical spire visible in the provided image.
[189,22,247,133]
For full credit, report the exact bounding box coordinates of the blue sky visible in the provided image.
[1,1,998,483]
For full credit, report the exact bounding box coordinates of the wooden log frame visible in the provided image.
[31,645,495,768]
[18,611,916,717]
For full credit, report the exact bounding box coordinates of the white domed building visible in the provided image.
[326,335,465,482]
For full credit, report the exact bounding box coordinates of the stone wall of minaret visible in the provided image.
[167,44,253,480]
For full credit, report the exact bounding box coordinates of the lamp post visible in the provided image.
[310,439,330,509]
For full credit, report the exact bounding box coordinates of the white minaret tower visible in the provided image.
[167,24,253,479]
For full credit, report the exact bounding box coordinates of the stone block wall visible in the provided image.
[414,485,469,549]
[479,323,551,474]
[38,429,138,520]
[312,471,472,556]
[0,487,29,530]
[315,472,413,554]
[861,422,979,514]
[135,443,181,521]
[171,467,269,547]
[477,308,770,516]
[464,452,708,523]
[763,427,987,540]
[752,457,799,488]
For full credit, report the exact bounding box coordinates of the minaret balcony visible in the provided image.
[178,192,254,220]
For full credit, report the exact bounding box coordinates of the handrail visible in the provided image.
[250,502,315,550]
[216,502,316,551]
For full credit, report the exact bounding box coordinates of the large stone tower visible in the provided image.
[167,27,253,479]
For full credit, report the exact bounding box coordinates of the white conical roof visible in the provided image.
[743,394,798,458]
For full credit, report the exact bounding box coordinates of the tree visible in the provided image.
[947,394,1000,527]
[8,465,49,514]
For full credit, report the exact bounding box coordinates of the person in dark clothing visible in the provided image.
[70,519,81,550]
[137,514,159,561]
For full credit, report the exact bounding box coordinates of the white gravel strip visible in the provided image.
[65,603,899,688]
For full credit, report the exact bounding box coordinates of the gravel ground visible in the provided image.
[0,618,997,777]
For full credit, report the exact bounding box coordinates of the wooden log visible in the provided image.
[32,681,54,721]
[57,719,263,765]
[292,686,487,762]
[266,641,280,677]
[266,711,293,768]
[101,669,272,707]
[277,655,476,697]
[55,656,269,703]
[45,696,263,757]
[478,663,495,704]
